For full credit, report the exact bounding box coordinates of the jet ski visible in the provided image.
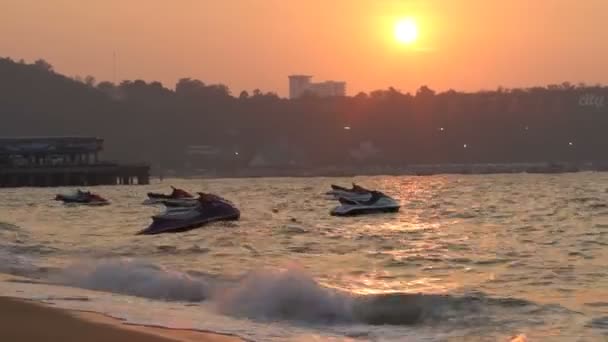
[143,186,194,205]
[330,191,400,216]
[326,183,373,201]
[159,198,199,208]
[55,189,110,206]
[137,193,240,235]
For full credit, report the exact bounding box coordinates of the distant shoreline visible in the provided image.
[167,162,608,179]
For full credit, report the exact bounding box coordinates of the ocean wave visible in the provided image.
[212,267,538,327]
[214,267,353,323]
[0,222,21,232]
[587,316,608,333]
[55,259,209,301]
[0,254,552,328]
[8,243,60,256]
[0,249,38,276]
[352,292,495,326]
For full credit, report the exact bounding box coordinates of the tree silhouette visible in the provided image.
[1,56,606,175]
[33,59,53,72]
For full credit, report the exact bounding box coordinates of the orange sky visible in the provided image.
[2,0,607,96]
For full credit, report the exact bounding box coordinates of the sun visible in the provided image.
[394,18,418,44]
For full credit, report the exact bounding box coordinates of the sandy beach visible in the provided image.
[0,297,242,342]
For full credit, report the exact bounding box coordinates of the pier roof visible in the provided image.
[0,136,103,155]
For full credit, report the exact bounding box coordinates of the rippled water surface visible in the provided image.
[1,173,607,341]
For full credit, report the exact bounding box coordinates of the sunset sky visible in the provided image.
[2,0,607,96]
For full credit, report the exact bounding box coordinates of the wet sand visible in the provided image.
[0,297,242,342]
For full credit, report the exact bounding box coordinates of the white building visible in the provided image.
[288,75,346,99]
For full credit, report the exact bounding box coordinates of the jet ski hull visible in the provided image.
[138,195,240,235]
[330,194,400,216]
[143,198,197,206]
[331,205,399,216]
[55,194,110,206]
[138,212,239,235]
[63,201,110,207]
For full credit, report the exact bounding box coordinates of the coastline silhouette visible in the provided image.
[1,57,606,176]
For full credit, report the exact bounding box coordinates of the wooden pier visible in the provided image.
[0,163,149,187]
[0,137,149,188]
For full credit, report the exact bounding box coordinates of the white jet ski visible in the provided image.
[331,191,400,216]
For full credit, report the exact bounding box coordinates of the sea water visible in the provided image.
[0,174,607,341]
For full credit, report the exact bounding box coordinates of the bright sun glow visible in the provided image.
[394,18,418,44]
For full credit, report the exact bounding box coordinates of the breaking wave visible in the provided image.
[0,222,21,232]
[41,258,547,327]
[214,267,353,323]
[0,222,554,330]
[213,267,496,325]
[55,259,209,301]
[0,249,38,276]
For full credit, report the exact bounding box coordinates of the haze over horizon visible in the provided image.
[2,0,608,97]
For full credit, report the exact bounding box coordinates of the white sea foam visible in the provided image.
[40,258,521,327]
[56,258,209,301]
[214,266,354,323]
[0,248,38,276]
